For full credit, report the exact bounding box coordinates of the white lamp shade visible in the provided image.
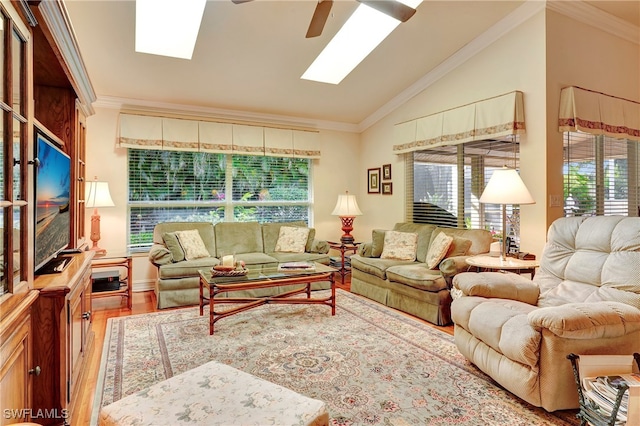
[480,168,535,205]
[85,181,115,208]
[332,193,363,216]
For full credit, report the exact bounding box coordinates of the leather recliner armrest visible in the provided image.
[528,301,640,339]
[453,271,540,305]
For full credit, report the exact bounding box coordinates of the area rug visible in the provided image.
[93,289,579,425]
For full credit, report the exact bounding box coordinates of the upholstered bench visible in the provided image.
[98,361,329,426]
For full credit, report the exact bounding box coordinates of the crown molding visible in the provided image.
[547,0,639,45]
[93,96,361,133]
[37,0,97,116]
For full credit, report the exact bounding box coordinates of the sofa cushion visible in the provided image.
[381,231,418,261]
[153,222,217,256]
[392,223,437,263]
[275,226,310,253]
[162,232,185,262]
[386,264,448,292]
[371,229,387,257]
[262,221,316,253]
[350,254,414,280]
[425,232,453,268]
[215,222,263,257]
[175,229,210,260]
[158,257,220,279]
[233,252,279,266]
[434,226,493,256]
[447,236,472,257]
[267,252,330,264]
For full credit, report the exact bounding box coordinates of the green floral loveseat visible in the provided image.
[350,222,492,325]
[149,221,330,309]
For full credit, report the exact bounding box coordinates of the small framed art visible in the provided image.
[382,182,393,195]
[368,168,381,193]
[382,164,392,180]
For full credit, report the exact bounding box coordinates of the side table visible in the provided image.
[327,241,359,284]
[465,255,539,278]
[91,253,133,309]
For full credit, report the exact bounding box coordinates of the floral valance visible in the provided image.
[118,114,321,159]
[559,86,640,141]
[393,91,525,154]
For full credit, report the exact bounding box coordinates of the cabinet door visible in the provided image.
[67,291,83,403]
[81,269,92,350]
[0,309,32,425]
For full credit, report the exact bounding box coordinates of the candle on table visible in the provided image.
[222,255,234,267]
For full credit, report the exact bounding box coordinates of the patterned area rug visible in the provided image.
[93,290,579,425]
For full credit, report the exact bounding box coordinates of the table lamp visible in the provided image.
[331,191,363,244]
[479,167,535,260]
[85,178,115,255]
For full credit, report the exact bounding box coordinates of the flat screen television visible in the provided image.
[34,126,71,273]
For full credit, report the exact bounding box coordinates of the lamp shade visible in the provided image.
[331,192,363,216]
[480,167,535,205]
[85,181,115,208]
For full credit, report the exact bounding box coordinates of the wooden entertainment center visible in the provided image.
[0,1,95,425]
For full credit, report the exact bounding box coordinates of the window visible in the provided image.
[563,132,639,217]
[407,137,522,249]
[128,149,312,250]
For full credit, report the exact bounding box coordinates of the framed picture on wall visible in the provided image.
[368,168,381,193]
[382,182,393,195]
[382,164,392,180]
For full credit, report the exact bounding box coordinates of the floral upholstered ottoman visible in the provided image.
[98,361,329,426]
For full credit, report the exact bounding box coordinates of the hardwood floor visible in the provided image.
[75,277,454,425]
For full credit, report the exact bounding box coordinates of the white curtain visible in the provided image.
[393,91,525,153]
[559,86,640,141]
[117,113,321,158]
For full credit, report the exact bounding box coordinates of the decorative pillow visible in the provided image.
[447,236,472,257]
[175,229,210,260]
[425,232,454,269]
[162,231,185,262]
[371,229,387,258]
[275,226,311,253]
[380,231,418,261]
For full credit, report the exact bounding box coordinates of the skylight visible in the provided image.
[135,0,207,60]
[302,0,423,84]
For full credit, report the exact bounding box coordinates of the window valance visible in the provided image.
[393,91,525,154]
[118,114,321,158]
[558,86,640,141]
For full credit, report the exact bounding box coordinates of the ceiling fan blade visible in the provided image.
[306,0,333,38]
[231,0,253,4]
[357,0,416,22]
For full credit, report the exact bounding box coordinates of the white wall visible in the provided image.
[358,9,550,256]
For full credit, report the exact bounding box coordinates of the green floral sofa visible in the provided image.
[350,222,492,325]
[149,221,331,309]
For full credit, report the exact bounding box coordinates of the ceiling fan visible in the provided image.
[230,0,417,38]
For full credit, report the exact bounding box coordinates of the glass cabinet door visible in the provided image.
[1,10,28,296]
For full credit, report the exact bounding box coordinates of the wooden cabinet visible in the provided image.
[31,252,94,426]
[0,290,38,425]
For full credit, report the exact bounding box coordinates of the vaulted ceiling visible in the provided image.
[64,0,639,130]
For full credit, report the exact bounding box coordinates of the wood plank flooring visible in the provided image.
[75,278,454,425]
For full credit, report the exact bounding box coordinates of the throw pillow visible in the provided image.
[175,229,210,260]
[380,231,418,261]
[447,236,472,257]
[275,226,310,253]
[425,231,454,269]
[371,229,387,257]
[162,231,185,262]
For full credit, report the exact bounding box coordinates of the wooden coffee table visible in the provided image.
[199,263,336,335]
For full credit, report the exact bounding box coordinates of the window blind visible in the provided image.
[563,132,639,216]
[128,149,311,250]
[406,137,522,247]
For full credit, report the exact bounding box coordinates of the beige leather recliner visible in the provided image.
[451,216,640,411]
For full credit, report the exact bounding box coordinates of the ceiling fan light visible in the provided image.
[135,0,207,60]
